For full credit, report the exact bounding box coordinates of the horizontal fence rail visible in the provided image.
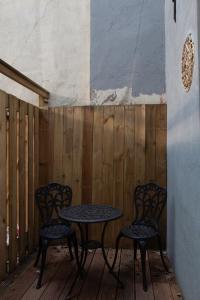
[0,59,49,100]
[0,90,39,281]
[0,59,50,107]
[40,104,167,248]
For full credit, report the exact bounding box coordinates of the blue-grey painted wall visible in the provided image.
[91,0,165,103]
[166,1,200,299]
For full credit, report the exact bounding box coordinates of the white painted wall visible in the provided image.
[166,1,200,299]
[0,0,90,106]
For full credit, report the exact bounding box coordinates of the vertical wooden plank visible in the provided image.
[63,107,73,187]
[72,107,84,205]
[39,109,49,186]
[19,101,27,260]
[92,107,104,202]
[0,90,8,280]
[123,106,135,248]
[38,109,48,248]
[47,108,54,182]
[16,104,20,260]
[102,106,114,202]
[92,107,104,241]
[155,104,167,248]
[28,104,34,253]
[155,104,167,186]
[102,106,114,246]
[8,95,18,272]
[134,105,146,186]
[34,107,39,248]
[52,107,64,183]
[113,106,125,243]
[145,105,156,182]
[82,107,94,204]
[25,114,29,241]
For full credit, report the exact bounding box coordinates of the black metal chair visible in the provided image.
[34,183,79,289]
[112,182,168,291]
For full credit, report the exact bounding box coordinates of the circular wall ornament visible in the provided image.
[181,34,195,92]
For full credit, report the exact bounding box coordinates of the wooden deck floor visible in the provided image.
[0,247,182,300]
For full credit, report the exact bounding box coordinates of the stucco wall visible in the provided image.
[0,0,165,106]
[0,0,90,106]
[91,0,165,105]
[166,1,200,299]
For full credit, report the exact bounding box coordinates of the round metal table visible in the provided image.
[59,204,123,298]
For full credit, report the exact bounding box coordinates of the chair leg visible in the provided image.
[157,235,168,272]
[134,240,137,260]
[67,236,74,261]
[111,233,122,271]
[36,239,48,289]
[139,240,147,292]
[34,237,42,267]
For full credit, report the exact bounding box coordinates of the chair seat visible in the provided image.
[40,224,73,240]
[121,223,158,240]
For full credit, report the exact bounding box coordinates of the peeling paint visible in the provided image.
[90,87,166,106]
[49,87,166,107]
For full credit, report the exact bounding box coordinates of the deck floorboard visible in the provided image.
[0,247,182,300]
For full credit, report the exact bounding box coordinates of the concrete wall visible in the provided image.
[91,0,165,105]
[166,1,200,299]
[0,0,90,106]
[0,0,165,106]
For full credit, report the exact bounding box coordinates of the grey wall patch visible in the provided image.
[91,0,165,99]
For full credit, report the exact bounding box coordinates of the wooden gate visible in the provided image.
[0,90,39,280]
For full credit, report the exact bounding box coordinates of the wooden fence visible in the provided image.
[0,90,39,281]
[40,104,167,247]
[0,100,167,281]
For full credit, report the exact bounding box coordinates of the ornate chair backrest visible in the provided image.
[134,183,167,227]
[35,183,72,226]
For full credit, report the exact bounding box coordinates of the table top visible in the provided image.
[59,204,122,224]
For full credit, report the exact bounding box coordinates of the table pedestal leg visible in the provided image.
[65,220,124,299]
[78,223,89,274]
[101,222,124,288]
[65,223,88,299]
